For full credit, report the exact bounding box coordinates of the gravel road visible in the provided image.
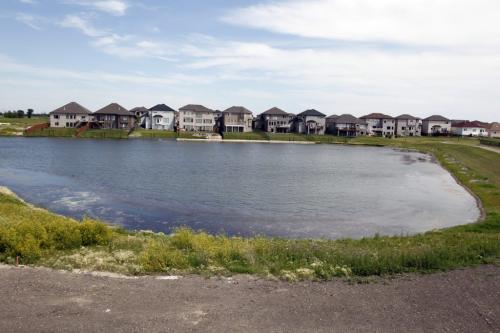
[0,264,499,332]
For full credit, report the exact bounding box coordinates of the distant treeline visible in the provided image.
[0,109,47,118]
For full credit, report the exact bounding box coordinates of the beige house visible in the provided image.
[257,107,293,133]
[221,106,253,133]
[49,102,92,128]
[488,122,500,138]
[395,114,421,137]
[360,113,395,137]
[422,115,451,136]
[178,104,215,132]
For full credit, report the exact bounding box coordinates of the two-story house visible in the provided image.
[178,104,215,132]
[326,114,367,137]
[257,107,293,133]
[395,114,421,137]
[94,103,135,129]
[146,104,176,131]
[293,109,326,135]
[421,115,451,136]
[221,106,253,133]
[360,113,395,137]
[49,102,92,128]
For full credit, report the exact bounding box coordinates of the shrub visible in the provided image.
[79,219,113,246]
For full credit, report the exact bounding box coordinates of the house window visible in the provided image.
[203,119,212,124]
[156,118,161,124]
[54,115,59,119]
[184,117,193,123]
[196,119,202,123]
[55,122,59,126]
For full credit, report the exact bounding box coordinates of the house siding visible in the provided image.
[50,114,91,128]
[422,120,451,135]
[178,110,215,132]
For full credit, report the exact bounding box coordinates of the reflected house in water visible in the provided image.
[360,113,395,137]
[326,114,367,137]
[395,114,421,137]
[221,106,253,133]
[293,109,326,135]
[256,107,294,133]
[49,102,93,128]
[93,103,136,129]
[422,115,451,136]
[178,104,215,132]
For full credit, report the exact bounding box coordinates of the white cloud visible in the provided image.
[19,0,37,4]
[60,14,105,37]
[223,0,500,47]
[15,13,42,30]
[63,0,129,16]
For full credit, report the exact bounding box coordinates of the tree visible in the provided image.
[27,109,34,118]
[16,110,25,118]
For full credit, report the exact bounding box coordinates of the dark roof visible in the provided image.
[360,113,394,119]
[130,106,149,113]
[423,115,449,121]
[335,114,365,124]
[452,121,488,129]
[396,114,418,120]
[94,103,131,116]
[179,104,214,113]
[223,106,253,115]
[261,107,289,116]
[50,102,92,115]
[149,104,176,112]
[297,109,326,117]
[326,114,339,119]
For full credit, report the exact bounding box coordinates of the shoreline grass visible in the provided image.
[0,137,499,280]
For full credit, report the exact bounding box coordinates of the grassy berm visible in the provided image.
[0,138,499,281]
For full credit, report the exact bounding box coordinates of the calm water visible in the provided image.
[0,137,480,239]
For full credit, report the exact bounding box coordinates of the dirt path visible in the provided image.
[0,265,499,332]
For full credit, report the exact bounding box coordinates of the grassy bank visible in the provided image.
[129,129,177,139]
[80,129,129,139]
[0,116,49,136]
[0,137,499,280]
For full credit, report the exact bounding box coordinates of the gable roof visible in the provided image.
[130,106,149,113]
[297,109,326,117]
[179,104,214,113]
[94,103,131,116]
[335,114,365,124]
[396,114,418,120]
[452,121,488,129]
[326,114,339,119]
[424,115,449,121]
[50,102,92,115]
[261,107,289,115]
[149,104,176,112]
[223,106,253,115]
[489,122,500,131]
[360,113,394,119]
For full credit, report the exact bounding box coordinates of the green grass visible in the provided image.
[0,137,499,280]
[223,131,269,140]
[80,129,129,139]
[130,129,177,139]
[24,128,76,137]
[0,116,49,136]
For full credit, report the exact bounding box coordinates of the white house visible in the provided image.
[451,121,488,137]
[293,109,326,135]
[146,104,176,131]
[422,115,451,136]
[178,104,215,132]
[360,113,395,137]
[49,102,92,128]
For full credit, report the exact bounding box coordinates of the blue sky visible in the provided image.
[0,0,499,121]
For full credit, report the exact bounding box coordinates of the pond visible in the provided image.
[0,137,480,239]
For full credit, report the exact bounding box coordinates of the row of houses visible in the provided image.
[49,102,500,138]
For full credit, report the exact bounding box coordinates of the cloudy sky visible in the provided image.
[1,0,499,120]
